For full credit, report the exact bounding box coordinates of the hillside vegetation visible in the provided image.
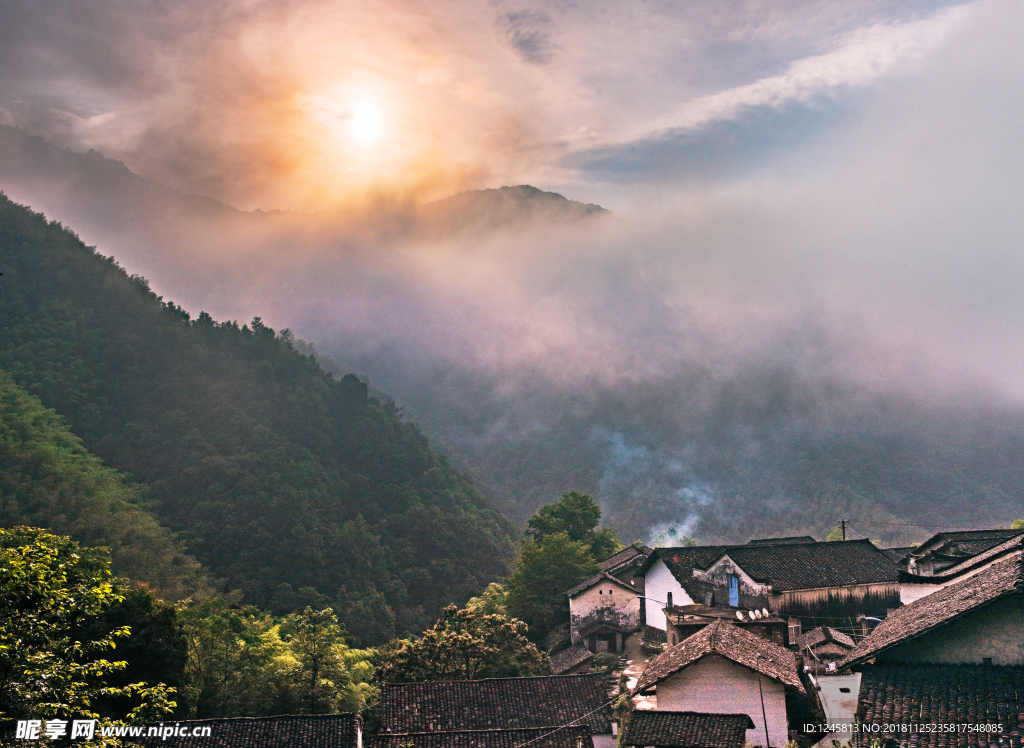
[0,370,210,599]
[0,194,517,644]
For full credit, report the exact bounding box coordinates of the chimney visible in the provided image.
[666,591,673,610]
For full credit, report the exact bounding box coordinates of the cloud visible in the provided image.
[500,10,556,65]
[0,0,971,209]
[3,0,1024,540]
[610,4,971,144]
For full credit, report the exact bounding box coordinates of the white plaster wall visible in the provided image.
[812,673,862,748]
[692,554,768,597]
[644,558,692,631]
[654,655,789,748]
[569,582,641,640]
[900,583,942,605]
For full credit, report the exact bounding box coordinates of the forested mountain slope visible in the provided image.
[0,369,211,600]
[0,194,517,644]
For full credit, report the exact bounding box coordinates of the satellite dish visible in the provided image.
[762,608,770,617]
[748,611,756,621]
[736,611,744,620]
[755,610,763,619]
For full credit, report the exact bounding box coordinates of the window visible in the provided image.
[728,574,740,607]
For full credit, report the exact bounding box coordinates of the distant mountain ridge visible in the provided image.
[0,124,605,233]
[420,185,609,234]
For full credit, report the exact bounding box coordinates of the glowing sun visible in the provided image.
[349,103,382,143]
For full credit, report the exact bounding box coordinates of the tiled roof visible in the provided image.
[642,547,735,599]
[746,536,817,546]
[799,627,855,650]
[855,664,1024,748]
[136,715,361,748]
[902,534,1024,583]
[380,675,612,735]
[567,571,639,598]
[550,645,594,675]
[880,547,915,564]
[633,620,804,694]
[716,540,899,592]
[646,540,898,596]
[620,712,754,748]
[602,544,652,574]
[915,530,1024,559]
[369,726,594,748]
[842,553,1024,667]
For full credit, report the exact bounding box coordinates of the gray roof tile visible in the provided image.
[621,712,754,748]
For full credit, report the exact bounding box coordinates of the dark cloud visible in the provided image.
[500,10,556,64]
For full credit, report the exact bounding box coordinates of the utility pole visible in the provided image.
[841,519,846,541]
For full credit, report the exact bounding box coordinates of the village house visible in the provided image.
[137,714,363,748]
[796,626,855,675]
[638,539,900,638]
[620,711,755,748]
[567,571,643,653]
[601,542,653,589]
[897,530,1024,604]
[806,551,1024,748]
[550,644,595,675]
[378,674,616,748]
[901,528,1024,577]
[841,550,1024,668]
[632,620,811,748]
[664,604,787,648]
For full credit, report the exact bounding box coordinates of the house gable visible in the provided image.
[654,655,788,748]
[842,552,1024,668]
[692,553,769,599]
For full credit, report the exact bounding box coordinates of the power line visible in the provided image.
[510,697,620,748]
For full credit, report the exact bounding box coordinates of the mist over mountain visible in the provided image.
[4,83,1024,552]
[0,193,520,643]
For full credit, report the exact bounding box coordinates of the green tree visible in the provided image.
[526,491,621,561]
[0,527,176,734]
[83,585,189,719]
[1012,519,1024,530]
[0,195,518,639]
[178,599,284,718]
[505,532,599,644]
[279,607,366,714]
[178,600,373,719]
[374,605,548,683]
[464,582,508,616]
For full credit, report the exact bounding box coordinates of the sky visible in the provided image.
[0,0,979,210]
[3,0,1024,538]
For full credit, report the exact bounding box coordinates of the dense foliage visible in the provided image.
[373,604,548,683]
[526,490,621,559]
[0,195,517,643]
[507,492,614,644]
[0,369,209,600]
[506,533,599,644]
[179,601,373,718]
[0,528,176,739]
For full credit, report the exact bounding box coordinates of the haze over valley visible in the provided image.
[3,0,1024,556]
